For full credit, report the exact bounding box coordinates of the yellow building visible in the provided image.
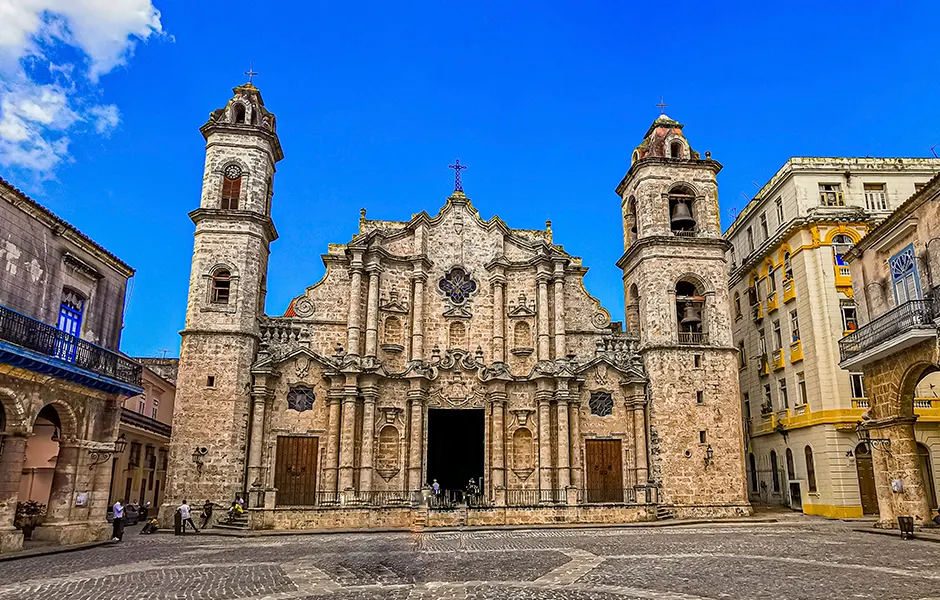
[724,157,940,518]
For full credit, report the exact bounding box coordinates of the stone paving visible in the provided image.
[0,520,938,599]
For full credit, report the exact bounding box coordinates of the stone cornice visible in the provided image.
[615,158,722,197]
[189,208,279,243]
[617,235,730,269]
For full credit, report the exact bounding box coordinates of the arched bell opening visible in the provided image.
[668,186,696,235]
[626,196,638,245]
[675,280,706,345]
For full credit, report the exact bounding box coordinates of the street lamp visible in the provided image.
[856,422,891,452]
[88,433,128,469]
[704,444,714,468]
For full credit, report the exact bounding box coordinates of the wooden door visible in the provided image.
[855,444,878,515]
[585,439,624,503]
[274,436,318,506]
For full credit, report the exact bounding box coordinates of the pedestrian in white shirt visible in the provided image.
[178,500,199,534]
[111,499,126,541]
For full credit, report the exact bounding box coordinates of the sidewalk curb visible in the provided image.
[0,539,116,562]
[852,528,940,544]
[156,517,781,538]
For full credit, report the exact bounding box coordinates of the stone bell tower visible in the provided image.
[163,81,284,516]
[615,113,750,517]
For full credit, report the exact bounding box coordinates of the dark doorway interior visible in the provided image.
[427,409,484,493]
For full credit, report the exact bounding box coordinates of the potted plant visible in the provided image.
[14,501,46,540]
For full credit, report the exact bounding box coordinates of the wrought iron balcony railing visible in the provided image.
[678,331,709,345]
[839,298,937,363]
[0,304,142,387]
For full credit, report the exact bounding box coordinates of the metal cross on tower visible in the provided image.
[449,159,467,192]
[245,63,258,84]
[656,96,668,115]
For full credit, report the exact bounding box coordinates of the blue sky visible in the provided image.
[1,1,939,357]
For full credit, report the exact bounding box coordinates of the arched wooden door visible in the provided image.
[855,443,878,515]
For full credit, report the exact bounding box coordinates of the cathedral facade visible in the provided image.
[162,84,750,529]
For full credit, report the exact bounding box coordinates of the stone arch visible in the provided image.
[898,363,939,419]
[626,196,638,242]
[916,442,938,509]
[666,181,702,198]
[30,399,79,441]
[375,425,401,476]
[674,272,712,295]
[669,140,684,159]
[824,228,861,245]
[0,388,28,433]
[231,101,247,124]
[383,315,404,346]
[512,321,531,348]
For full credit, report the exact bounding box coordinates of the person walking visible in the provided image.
[111,499,126,541]
[179,499,198,534]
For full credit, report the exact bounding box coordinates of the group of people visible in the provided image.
[110,496,246,540]
[429,478,483,506]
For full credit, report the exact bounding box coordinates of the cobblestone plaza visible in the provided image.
[0,521,938,600]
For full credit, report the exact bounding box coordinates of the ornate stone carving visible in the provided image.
[508,293,536,317]
[591,309,612,329]
[379,290,410,314]
[293,297,315,318]
[438,266,478,317]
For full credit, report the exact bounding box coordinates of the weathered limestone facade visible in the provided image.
[163,88,749,529]
[841,172,940,527]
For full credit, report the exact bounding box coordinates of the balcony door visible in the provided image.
[889,245,921,304]
[55,289,84,362]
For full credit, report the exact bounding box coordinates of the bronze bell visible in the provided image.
[680,303,702,326]
[671,200,696,230]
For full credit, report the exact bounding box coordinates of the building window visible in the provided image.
[758,329,767,357]
[211,269,232,304]
[57,288,85,337]
[864,183,888,210]
[743,394,750,418]
[589,391,613,417]
[889,244,921,304]
[286,385,316,412]
[675,281,705,344]
[772,320,782,350]
[759,213,769,241]
[730,246,737,269]
[779,378,789,409]
[770,450,780,493]
[438,267,478,306]
[797,371,807,406]
[138,397,146,414]
[221,164,242,210]
[699,430,707,444]
[841,302,857,332]
[733,292,742,320]
[790,310,800,342]
[749,453,758,493]
[738,340,747,369]
[805,445,817,492]
[129,442,142,467]
[151,400,159,420]
[831,234,854,267]
[206,375,216,388]
[850,373,866,399]
[775,197,784,224]
[232,103,246,124]
[696,390,704,405]
[783,252,793,280]
[818,183,844,206]
[764,383,772,409]
[746,227,755,253]
[785,448,795,481]
[670,141,683,159]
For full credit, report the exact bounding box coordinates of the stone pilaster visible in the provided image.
[555,387,570,490]
[346,252,364,357]
[536,387,553,493]
[490,274,506,363]
[407,384,427,490]
[338,374,359,491]
[410,270,427,361]
[488,389,507,502]
[552,260,566,359]
[323,382,343,493]
[568,389,582,491]
[0,433,26,553]
[364,264,381,358]
[536,268,551,361]
[359,379,378,493]
[246,385,271,504]
[632,397,649,484]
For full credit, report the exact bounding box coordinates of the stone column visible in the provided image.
[0,433,27,552]
[633,400,649,484]
[323,386,343,493]
[42,442,80,525]
[407,387,426,490]
[246,387,269,504]
[568,392,582,491]
[537,388,553,495]
[491,275,506,363]
[536,270,551,361]
[346,254,364,357]
[555,388,570,491]
[410,271,427,361]
[359,381,378,493]
[489,391,507,503]
[338,375,359,491]
[552,260,566,359]
[364,265,381,358]
[871,417,933,526]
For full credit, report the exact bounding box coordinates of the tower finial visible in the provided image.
[448,159,467,192]
[245,62,258,85]
[656,95,668,115]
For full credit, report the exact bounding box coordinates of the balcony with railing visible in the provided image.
[678,331,709,345]
[839,298,938,369]
[0,304,142,395]
[766,291,779,313]
[783,278,796,303]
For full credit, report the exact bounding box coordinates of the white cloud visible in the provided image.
[0,0,165,173]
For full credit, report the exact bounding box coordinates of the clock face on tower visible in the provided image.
[223,164,243,181]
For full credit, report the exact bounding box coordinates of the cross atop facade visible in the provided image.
[245,63,258,84]
[656,96,668,115]
[448,159,467,192]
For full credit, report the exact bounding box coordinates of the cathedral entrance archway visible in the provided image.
[426,409,484,499]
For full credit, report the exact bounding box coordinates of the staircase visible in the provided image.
[656,505,676,521]
[214,514,250,531]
